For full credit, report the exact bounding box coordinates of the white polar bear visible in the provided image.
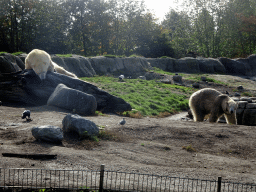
[25,49,78,80]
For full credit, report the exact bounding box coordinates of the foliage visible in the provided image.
[81,76,193,117]
[1,0,256,58]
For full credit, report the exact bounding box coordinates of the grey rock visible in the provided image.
[236,108,245,125]
[47,83,97,116]
[219,57,251,76]
[192,83,200,88]
[62,114,99,138]
[231,97,240,101]
[31,125,63,142]
[0,53,24,73]
[138,76,146,80]
[201,76,207,81]
[173,75,182,82]
[174,57,200,73]
[240,97,252,103]
[198,58,225,74]
[242,109,256,125]
[234,92,241,97]
[246,103,256,109]
[237,85,243,90]
[237,101,248,109]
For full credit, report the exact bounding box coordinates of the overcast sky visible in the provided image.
[142,0,184,22]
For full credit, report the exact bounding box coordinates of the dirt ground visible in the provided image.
[1,74,256,185]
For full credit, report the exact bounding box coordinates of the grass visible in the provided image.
[56,54,73,57]
[80,76,194,117]
[186,74,228,85]
[182,144,196,152]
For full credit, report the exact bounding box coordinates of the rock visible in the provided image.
[240,97,252,103]
[187,109,193,118]
[0,70,131,113]
[242,109,256,125]
[146,58,175,71]
[246,103,256,109]
[173,75,182,83]
[247,54,256,76]
[47,83,97,116]
[0,53,25,73]
[174,57,200,73]
[236,108,245,125]
[218,57,251,76]
[237,101,248,109]
[201,76,207,81]
[192,83,200,88]
[237,85,243,90]
[62,114,99,138]
[31,125,63,143]
[138,76,146,80]
[231,97,240,101]
[198,58,226,74]
[234,92,241,97]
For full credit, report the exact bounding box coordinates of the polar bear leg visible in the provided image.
[224,113,237,124]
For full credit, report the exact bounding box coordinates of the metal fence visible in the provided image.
[0,165,256,191]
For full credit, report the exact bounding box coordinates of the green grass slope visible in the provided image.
[81,76,196,117]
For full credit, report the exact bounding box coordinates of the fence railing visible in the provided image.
[0,165,256,191]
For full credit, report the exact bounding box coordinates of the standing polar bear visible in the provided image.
[25,49,78,80]
[189,88,238,124]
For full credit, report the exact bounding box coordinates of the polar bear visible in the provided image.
[189,88,238,124]
[25,49,77,80]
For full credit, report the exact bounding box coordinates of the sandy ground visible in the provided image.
[1,74,256,185]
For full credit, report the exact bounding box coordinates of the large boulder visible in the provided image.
[146,58,175,72]
[89,56,122,75]
[242,109,256,125]
[174,57,200,73]
[47,83,97,116]
[122,57,152,77]
[31,125,63,143]
[62,114,99,138]
[62,56,95,77]
[197,58,226,74]
[218,57,251,76]
[0,53,24,73]
[247,54,256,76]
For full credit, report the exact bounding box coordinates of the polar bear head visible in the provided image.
[222,98,238,115]
[25,49,53,80]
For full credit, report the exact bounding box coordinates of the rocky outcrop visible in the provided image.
[146,57,226,74]
[47,84,97,116]
[0,69,132,113]
[1,53,256,77]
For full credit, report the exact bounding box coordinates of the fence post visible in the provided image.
[99,164,105,192]
[217,177,222,192]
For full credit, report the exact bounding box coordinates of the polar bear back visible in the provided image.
[189,88,222,114]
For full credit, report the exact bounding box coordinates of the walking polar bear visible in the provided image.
[25,49,77,80]
[189,88,238,124]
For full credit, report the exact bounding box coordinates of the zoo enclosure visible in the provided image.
[0,165,255,191]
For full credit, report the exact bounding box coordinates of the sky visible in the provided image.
[142,0,184,22]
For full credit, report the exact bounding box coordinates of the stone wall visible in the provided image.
[232,97,256,125]
[2,53,256,77]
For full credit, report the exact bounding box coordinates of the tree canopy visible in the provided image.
[0,0,256,58]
